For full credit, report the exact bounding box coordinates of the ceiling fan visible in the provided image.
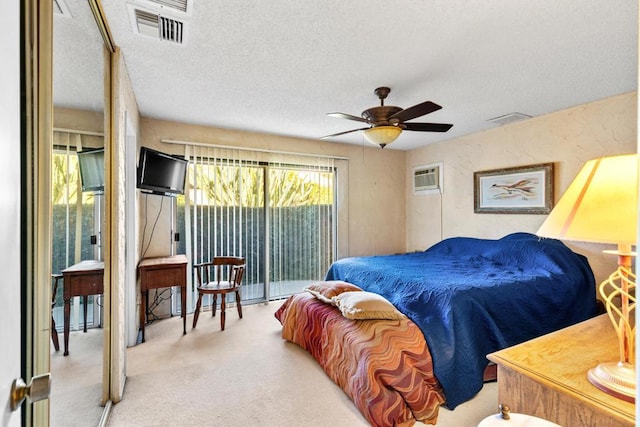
[321,87,453,148]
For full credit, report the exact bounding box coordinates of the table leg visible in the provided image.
[83,295,88,332]
[63,298,70,356]
[220,294,226,331]
[181,284,187,335]
[140,290,147,343]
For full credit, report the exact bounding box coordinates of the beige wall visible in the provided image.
[138,118,407,258]
[56,91,638,287]
[54,106,104,133]
[406,91,637,285]
[53,107,104,149]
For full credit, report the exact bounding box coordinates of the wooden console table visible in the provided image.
[138,254,188,342]
[487,314,635,427]
[61,260,104,356]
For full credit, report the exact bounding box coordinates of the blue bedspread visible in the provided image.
[325,232,597,409]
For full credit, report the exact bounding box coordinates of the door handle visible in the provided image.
[9,373,51,411]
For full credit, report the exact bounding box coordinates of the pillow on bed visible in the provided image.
[334,291,405,320]
[304,281,363,304]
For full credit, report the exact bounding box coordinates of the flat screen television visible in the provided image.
[136,146,188,196]
[77,148,104,194]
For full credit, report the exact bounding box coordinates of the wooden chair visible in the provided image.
[192,256,245,331]
[51,274,62,351]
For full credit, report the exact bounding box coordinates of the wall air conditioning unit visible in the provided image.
[413,162,443,194]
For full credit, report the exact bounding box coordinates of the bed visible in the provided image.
[275,232,598,425]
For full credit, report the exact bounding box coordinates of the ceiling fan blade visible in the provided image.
[389,101,442,122]
[327,112,371,124]
[403,122,453,132]
[320,127,370,139]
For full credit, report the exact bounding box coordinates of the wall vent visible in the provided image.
[129,6,188,44]
[414,162,443,194]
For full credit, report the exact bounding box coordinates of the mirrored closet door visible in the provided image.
[51,0,111,424]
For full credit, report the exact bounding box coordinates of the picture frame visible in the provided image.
[474,163,554,214]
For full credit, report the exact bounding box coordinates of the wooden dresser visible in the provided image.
[487,314,635,427]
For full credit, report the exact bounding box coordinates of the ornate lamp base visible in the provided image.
[587,361,635,403]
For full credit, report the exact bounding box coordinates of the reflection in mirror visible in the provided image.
[51,0,106,424]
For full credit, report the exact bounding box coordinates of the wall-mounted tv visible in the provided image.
[77,148,104,194]
[136,146,188,196]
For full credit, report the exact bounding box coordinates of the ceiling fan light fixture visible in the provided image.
[322,87,451,144]
[363,126,402,148]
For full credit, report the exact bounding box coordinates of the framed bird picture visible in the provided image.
[474,163,554,214]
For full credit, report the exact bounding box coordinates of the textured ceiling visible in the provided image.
[55,0,638,150]
[54,0,106,116]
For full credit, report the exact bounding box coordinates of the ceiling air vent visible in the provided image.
[129,7,187,44]
[487,112,532,126]
[414,162,443,194]
[136,0,192,14]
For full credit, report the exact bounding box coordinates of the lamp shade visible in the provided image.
[537,154,638,245]
[363,126,402,148]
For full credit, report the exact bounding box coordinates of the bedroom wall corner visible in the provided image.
[405,92,637,285]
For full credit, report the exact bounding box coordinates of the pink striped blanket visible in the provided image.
[275,292,445,426]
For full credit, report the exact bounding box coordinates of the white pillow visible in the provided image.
[333,291,405,320]
[303,281,362,304]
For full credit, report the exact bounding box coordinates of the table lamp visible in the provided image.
[537,153,638,402]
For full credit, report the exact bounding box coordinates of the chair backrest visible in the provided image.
[194,256,245,288]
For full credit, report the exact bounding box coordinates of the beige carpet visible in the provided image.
[50,328,105,427]
[105,301,498,426]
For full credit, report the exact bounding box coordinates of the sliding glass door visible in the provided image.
[178,147,336,305]
[267,165,335,299]
[52,134,104,332]
[185,157,266,301]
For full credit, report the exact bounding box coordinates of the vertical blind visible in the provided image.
[52,130,103,329]
[52,131,103,270]
[181,144,337,303]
